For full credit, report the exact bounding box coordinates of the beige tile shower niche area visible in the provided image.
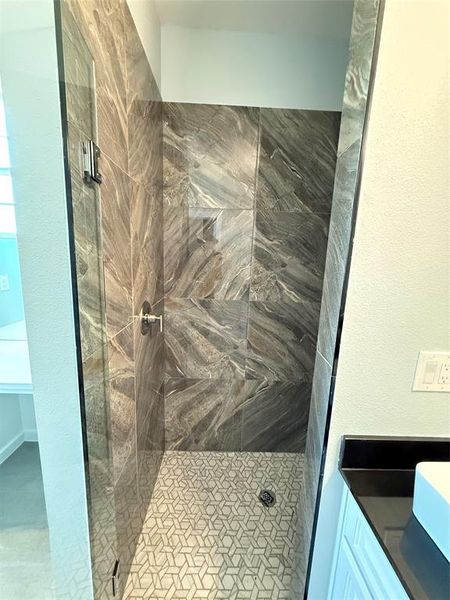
[54,0,382,598]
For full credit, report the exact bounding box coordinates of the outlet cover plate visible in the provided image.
[413,351,450,392]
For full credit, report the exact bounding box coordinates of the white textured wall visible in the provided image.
[127,0,162,92]
[309,1,450,597]
[161,25,350,109]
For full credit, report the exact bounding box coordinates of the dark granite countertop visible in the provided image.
[339,436,450,600]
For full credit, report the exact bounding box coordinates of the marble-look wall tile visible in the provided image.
[257,109,341,214]
[69,141,106,359]
[317,140,359,365]
[100,156,132,339]
[165,298,248,379]
[246,300,318,382]
[131,180,164,315]
[114,449,139,596]
[241,380,311,452]
[164,206,253,300]
[290,1,383,595]
[124,4,162,187]
[61,2,166,596]
[250,210,329,304]
[61,3,96,139]
[65,0,128,171]
[163,103,259,209]
[164,378,246,450]
[86,456,118,600]
[338,0,380,156]
[108,324,135,484]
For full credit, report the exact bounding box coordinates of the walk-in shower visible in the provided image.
[52,0,383,597]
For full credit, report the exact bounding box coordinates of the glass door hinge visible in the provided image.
[82,140,102,185]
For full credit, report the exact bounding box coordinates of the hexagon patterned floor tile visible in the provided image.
[124,451,304,599]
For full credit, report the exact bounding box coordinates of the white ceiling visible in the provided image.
[155,0,354,38]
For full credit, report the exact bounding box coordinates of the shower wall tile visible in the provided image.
[100,156,132,339]
[163,103,259,209]
[241,380,311,452]
[131,180,164,315]
[66,0,128,171]
[164,206,253,300]
[246,300,318,382]
[162,104,340,453]
[83,344,111,463]
[256,109,341,214]
[114,449,139,592]
[69,147,106,359]
[250,210,329,304]
[125,6,162,187]
[108,324,135,484]
[164,298,248,380]
[136,384,164,505]
[164,378,246,451]
[337,0,380,157]
[61,1,165,595]
[317,139,360,365]
[292,1,383,595]
[61,4,96,139]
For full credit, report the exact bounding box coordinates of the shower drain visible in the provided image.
[259,489,276,507]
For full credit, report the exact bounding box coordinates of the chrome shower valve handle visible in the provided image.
[142,311,163,332]
[136,301,163,335]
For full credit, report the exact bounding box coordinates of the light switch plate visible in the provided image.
[413,351,450,392]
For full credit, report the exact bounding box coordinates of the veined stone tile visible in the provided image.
[337,0,381,156]
[246,300,318,382]
[241,380,311,452]
[164,206,253,300]
[69,149,106,360]
[65,0,128,171]
[131,179,164,315]
[317,140,359,364]
[164,378,247,450]
[163,103,259,209]
[100,156,132,339]
[108,323,135,484]
[165,298,248,380]
[256,109,341,214]
[124,3,162,187]
[250,210,329,304]
[61,3,96,139]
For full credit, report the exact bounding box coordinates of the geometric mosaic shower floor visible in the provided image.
[124,451,304,600]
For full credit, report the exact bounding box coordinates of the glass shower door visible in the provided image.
[57,3,118,598]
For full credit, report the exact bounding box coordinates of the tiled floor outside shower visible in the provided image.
[124,451,304,600]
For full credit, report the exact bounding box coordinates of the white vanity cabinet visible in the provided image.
[328,485,409,600]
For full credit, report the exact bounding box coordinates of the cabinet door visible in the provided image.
[331,539,373,600]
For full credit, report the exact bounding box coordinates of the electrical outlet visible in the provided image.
[0,274,9,291]
[413,351,450,392]
[438,360,450,385]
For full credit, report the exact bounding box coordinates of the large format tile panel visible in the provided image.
[246,300,318,382]
[165,298,248,379]
[100,156,132,339]
[257,109,341,214]
[108,323,135,484]
[163,103,259,209]
[250,209,329,303]
[164,206,253,300]
[65,0,128,171]
[164,378,247,450]
[241,380,312,452]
